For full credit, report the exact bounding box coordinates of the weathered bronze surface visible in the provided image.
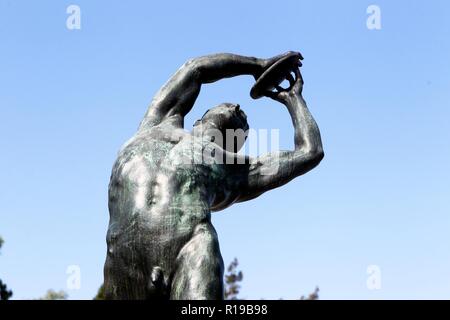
[104,52,324,300]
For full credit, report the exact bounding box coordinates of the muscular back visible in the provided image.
[106,122,235,288]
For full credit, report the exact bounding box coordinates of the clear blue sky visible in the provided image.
[1,0,449,300]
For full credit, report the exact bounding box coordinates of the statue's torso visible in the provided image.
[106,124,237,272]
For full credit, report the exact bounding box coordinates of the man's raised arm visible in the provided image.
[237,68,324,202]
[139,53,284,129]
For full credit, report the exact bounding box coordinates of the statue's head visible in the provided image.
[193,103,249,152]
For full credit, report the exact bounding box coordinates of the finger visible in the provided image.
[265,89,287,103]
[278,91,288,101]
[286,73,295,87]
[294,68,303,83]
[292,51,303,60]
[275,85,285,93]
[293,68,304,91]
[264,90,279,100]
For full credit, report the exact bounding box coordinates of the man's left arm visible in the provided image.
[236,68,324,202]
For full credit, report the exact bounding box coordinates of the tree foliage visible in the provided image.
[300,287,319,300]
[0,280,13,300]
[224,258,243,300]
[93,284,105,300]
[38,289,68,300]
[0,236,13,300]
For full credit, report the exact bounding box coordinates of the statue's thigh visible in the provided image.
[104,253,148,299]
[170,223,224,300]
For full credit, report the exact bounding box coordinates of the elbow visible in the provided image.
[184,56,209,70]
[182,57,203,78]
[290,146,324,177]
[316,148,325,163]
[184,57,198,67]
[306,146,324,167]
[181,57,200,73]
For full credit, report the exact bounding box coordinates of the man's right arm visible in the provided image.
[139,53,273,130]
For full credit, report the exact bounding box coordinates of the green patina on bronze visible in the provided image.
[104,52,324,300]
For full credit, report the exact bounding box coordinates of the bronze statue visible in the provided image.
[104,52,324,299]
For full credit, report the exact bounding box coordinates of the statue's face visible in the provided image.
[195,103,249,152]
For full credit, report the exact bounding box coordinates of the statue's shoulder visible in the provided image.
[119,125,186,152]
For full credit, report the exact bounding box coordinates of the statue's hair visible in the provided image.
[193,103,249,132]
